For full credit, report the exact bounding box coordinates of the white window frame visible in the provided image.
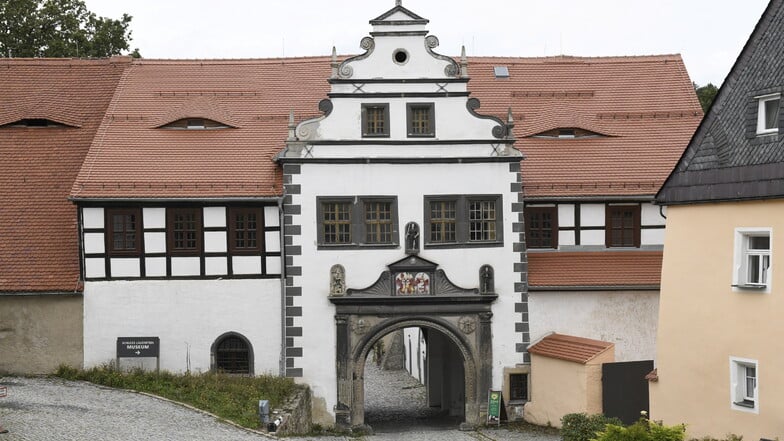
[756,93,780,135]
[729,357,759,413]
[733,228,772,292]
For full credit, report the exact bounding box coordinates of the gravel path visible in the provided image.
[0,369,559,441]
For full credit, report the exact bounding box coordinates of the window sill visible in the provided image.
[756,130,779,136]
[732,284,767,290]
[425,241,504,249]
[317,243,399,250]
[733,400,755,409]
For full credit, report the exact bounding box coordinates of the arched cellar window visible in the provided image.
[212,333,253,375]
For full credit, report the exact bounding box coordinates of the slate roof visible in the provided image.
[527,251,663,289]
[467,55,702,199]
[0,57,131,292]
[657,0,784,205]
[528,333,614,364]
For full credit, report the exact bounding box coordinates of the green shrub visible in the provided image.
[592,418,685,441]
[561,413,623,441]
[689,436,744,441]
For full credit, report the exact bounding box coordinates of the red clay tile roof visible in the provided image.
[70,54,699,199]
[528,333,614,364]
[468,55,702,198]
[71,57,332,199]
[527,251,663,288]
[0,57,131,292]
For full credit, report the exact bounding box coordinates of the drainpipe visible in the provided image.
[278,195,287,377]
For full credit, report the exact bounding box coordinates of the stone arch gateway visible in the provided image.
[330,256,496,430]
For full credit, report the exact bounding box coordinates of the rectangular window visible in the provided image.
[509,373,528,401]
[735,230,771,288]
[429,200,457,243]
[106,208,141,255]
[424,195,503,247]
[365,201,393,244]
[757,93,780,135]
[407,103,435,137]
[730,357,758,413]
[362,103,390,137]
[322,201,352,245]
[228,207,263,253]
[606,205,640,248]
[469,200,497,242]
[167,208,202,254]
[526,206,558,249]
[318,197,398,248]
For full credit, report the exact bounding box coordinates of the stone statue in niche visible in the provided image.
[330,264,346,296]
[480,264,494,294]
[405,222,419,255]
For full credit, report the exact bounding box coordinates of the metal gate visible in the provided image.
[602,360,653,425]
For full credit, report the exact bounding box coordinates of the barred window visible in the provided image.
[215,335,251,374]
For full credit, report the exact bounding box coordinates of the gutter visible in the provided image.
[529,285,660,292]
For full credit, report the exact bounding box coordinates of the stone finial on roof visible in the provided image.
[395,0,402,6]
[287,110,296,141]
[330,46,339,79]
[460,45,468,78]
[506,107,515,139]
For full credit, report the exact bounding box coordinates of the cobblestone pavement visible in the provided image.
[0,368,559,441]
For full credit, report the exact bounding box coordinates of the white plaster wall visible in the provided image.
[82,207,104,229]
[558,231,575,247]
[641,229,666,246]
[293,162,522,415]
[343,34,450,80]
[558,204,575,228]
[144,232,166,253]
[203,207,226,228]
[84,233,104,254]
[528,290,659,361]
[205,257,228,276]
[171,257,200,276]
[580,204,605,227]
[403,327,427,384]
[233,256,262,275]
[83,279,281,374]
[85,258,105,278]
[145,257,166,277]
[641,203,666,226]
[110,258,140,278]
[143,208,165,229]
[204,231,227,253]
[304,97,500,143]
[264,206,280,227]
[581,230,605,246]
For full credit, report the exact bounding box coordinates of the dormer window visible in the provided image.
[159,118,230,130]
[532,128,603,139]
[407,103,435,137]
[362,103,390,137]
[3,118,69,128]
[756,93,780,135]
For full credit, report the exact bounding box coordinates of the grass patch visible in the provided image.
[501,419,561,435]
[54,364,299,429]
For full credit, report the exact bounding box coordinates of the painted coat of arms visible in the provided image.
[394,272,430,295]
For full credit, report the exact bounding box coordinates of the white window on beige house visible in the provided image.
[730,357,759,413]
[733,228,772,290]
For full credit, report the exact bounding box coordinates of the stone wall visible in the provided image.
[274,386,312,436]
[0,294,83,374]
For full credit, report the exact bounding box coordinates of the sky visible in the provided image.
[82,0,770,87]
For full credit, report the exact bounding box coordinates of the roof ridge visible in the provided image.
[468,54,683,63]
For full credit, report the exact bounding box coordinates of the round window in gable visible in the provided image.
[393,49,409,65]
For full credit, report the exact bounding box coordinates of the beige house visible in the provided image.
[652,0,784,438]
[524,333,614,428]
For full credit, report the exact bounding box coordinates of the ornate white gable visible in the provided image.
[279,1,520,159]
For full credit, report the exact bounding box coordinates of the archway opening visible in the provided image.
[362,326,465,433]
